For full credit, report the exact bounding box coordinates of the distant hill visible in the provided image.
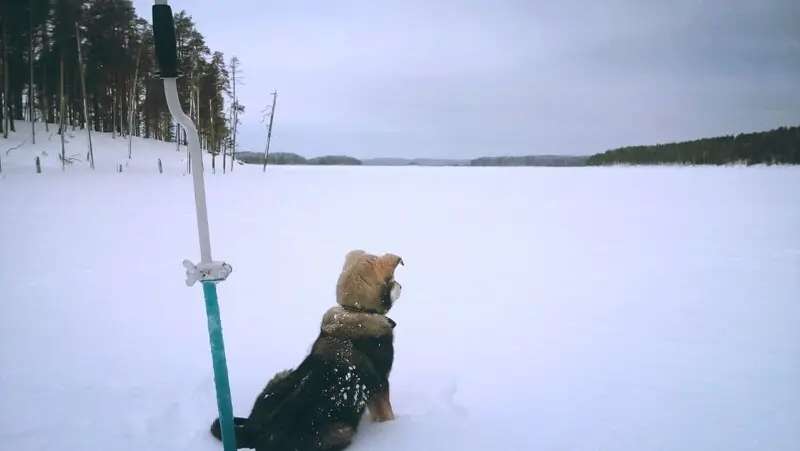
[361,156,588,166]
[234,124,800,168]
[236,151,361,166]
[235,154,588,167]
[586,125,800,166]
[468,155,587,167]
[361,158,470,166]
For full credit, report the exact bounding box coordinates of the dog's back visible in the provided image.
[209,250,404,451]
[209,309,396,451]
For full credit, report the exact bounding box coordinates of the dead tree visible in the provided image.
[228,56,244,172]
[261,90,278,172]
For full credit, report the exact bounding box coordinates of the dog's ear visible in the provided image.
[342,249,367,271]
[377,254,404,276]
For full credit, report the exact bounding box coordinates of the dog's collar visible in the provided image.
[341,305,379,314]
[340,305,396,328]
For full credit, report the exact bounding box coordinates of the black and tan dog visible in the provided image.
[209,250,404,451]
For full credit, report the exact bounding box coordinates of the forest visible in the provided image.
[586,125,800,166]
[0,0,245,172]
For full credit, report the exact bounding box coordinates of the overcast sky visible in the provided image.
[135,0,800,159]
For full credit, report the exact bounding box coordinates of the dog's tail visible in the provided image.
[209,416,254,449]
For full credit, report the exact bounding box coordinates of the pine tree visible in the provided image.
[0,0,235,169]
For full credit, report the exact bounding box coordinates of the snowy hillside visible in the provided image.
[1,121,799,451]
[0,120,229,175]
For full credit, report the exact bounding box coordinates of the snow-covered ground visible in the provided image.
[1,121,799,451]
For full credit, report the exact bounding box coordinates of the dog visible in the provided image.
[335,250,404,422]
[209,250,404,451]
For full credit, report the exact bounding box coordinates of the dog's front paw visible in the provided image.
[368,393,395,422]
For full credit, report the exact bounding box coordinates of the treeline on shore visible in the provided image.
[236,151,363,166]
[236,151,588,167]
[586,125,799,166]
[236,152,593,167]
[241,124,799,167]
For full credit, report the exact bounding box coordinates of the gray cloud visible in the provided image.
[136,0,800,158]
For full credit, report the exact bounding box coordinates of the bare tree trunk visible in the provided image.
[29,0,36,144]
[111,86,116,138]
[75,23,94,169]
[262,90,278,172]
[230,63,237,172]
[2,21,9,138]
[189,76,194,122]
[185,116,191,174]
[0,57,3,136]
[187,79,193,174]
[210,98,216,174]
[66,77,80,131]
[59,55,66,171]
[222,133,227,173]
[128,43,143,159]
[69,82,75,130]
[118,86,124,137]
[41,24,49,131]
[195,84,203,172]
[0,22,4,136]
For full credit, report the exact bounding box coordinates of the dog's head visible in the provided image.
[336,250,404,315]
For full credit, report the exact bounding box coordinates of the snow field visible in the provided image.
[1,122,799,450]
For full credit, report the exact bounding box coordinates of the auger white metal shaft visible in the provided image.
[163,77,213,264]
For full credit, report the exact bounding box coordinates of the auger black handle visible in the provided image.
[152,4,179,78]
